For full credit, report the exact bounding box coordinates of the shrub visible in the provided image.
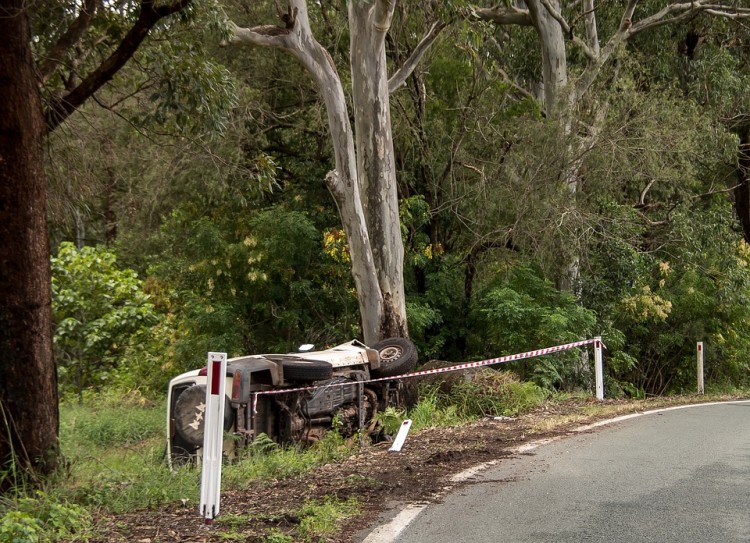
[0,492,92,543]
[470,264,597,390]
[447,369,548,418]
[51,242,158,400]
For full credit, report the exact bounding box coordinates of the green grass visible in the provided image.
[55,389,200,514]
[212,497,360,542]
[0,491,92,543]
[222,431,354,489]
[2,381,746,543]
[377,369,549,432]
[297,497,360,541]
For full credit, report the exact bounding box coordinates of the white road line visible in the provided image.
[360,399,750,543]
[362,504,427,543]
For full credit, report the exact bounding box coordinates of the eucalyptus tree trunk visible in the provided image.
[525,0,567,117]
[472,0,749,292]
[229,1,444,343]
[349,1,407,338]
[231,2,383,343]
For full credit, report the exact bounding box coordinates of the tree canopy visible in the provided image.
[3,0,750,487]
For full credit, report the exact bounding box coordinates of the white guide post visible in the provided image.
[200,352,227,524]
[594,337,604,401]
[389,419,413,452]
[697,342,704,395]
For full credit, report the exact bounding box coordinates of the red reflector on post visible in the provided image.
[232,372,241,401]
[211,360,222,395]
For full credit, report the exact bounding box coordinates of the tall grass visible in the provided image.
[448,369,549,418]
[378,369,549,432]
[222,432,354,488]
[0,372,549,542]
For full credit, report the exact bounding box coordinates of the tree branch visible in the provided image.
[37,0,98,84]
[228,21,296,48]
[630,2,750,37]
[471,5,532,26]
[570,0,637,103]
[389,20,446,93]
[373,0,397,42]
[44,0,192,133]
[582,0,600,57]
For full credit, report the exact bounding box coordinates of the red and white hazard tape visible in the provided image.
[251,338,604,414]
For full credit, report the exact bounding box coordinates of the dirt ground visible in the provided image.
[94,395,730,543]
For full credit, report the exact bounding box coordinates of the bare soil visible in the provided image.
[93,395,735,543]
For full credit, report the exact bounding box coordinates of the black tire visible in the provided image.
[370,337,418,377]
[168,433,197,467]
[281,359,333,382]
[173,384,234,446]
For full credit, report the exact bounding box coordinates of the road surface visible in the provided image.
[381,401,750,542]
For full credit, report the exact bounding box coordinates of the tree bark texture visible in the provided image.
[0,0,60,486]
[526,0,568,115]
[230,0,419,343]
[349,0,408,338]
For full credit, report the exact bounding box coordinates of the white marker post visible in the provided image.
[594,337,604,401]
[200,352,227,524]
[697,342,704,395]
[389,419,413,452]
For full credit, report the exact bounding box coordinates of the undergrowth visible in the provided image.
[2,376,739,542]
[378,369,549,433]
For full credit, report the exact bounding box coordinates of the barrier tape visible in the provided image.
[250,337,603,414]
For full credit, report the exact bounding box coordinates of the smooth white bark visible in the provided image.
[349,0,407,337]
[227,1,446,342]
[229,1,383,343]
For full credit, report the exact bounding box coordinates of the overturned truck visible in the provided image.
[166,338,418,467]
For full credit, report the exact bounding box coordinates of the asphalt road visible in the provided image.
[391,401,750,543]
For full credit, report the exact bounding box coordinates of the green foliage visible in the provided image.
[60,390,163,448]
[408,392,463,430]
[149,205,359,376]
[374,396,464,434]
[374,407,406,435]
[55,391,197,513]
[587,204,750,395]
[448,370,548,418]
[470,264,597,389]
[32,0,237,135]
[0,492,92,543]
[51,243,159,398]
[379,371,547,432]
[136,41,237,134]
[222,431,354,488]
[297,497,360,541]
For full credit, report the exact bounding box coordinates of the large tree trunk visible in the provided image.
[229,0,434,344]
[231,1,385,344]
[526,0,568,116]
[349,1,408,339]
[0,0,60,487]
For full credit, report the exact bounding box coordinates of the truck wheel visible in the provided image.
[173,384,234,446]
[371,337,418,377]
[281,359,333,382]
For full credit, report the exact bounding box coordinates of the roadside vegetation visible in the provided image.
[4,1,750,541]
[1,379,747,542]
